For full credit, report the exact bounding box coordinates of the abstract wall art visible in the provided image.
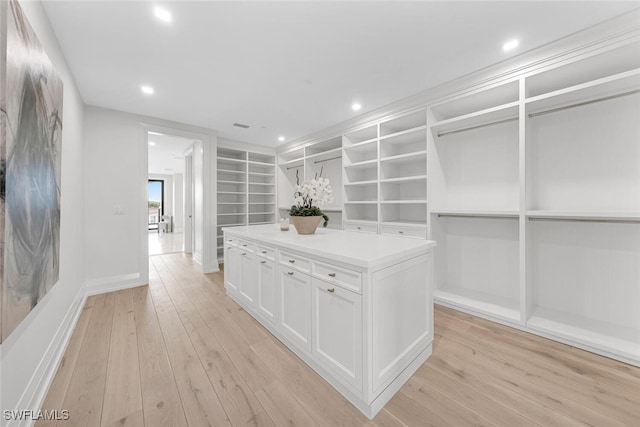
[0,0,63,342]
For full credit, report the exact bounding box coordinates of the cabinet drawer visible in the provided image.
[225,236,238,246]
[237,239,255,252]
[344,221,378,234]
[379,225,427,239]
[279,251,311,273]
[312,261,362,294]
[257,245,276,260]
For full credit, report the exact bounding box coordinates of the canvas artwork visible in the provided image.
[0,0,63,342]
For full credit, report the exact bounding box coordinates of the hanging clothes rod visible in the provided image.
[314,156,341,164]
[528,217,640,224]
[437,117,518,138]
[286,165,301,170]
[437,213,518,219]
[528,88,640,118]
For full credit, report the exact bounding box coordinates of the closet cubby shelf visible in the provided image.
[381,200,427,204]
[380,220,427,227]
[430,102,519,136]
[217,156,246,164]
[279,158,305,167]
[344,201,378,205]
[344,180,377,186]
[305,146,342,161]
[343,138,377,151]
[379,124,427,141]
[525,210,640,222]
[527,307,639,363]
[344,159,377,169]
[380,150,426,163]
[525,68,640,116]
[432,209,519,218]
[435,289,521,323]
[217,180,245,184]
[380,175,426,184]
[218,169,245,174]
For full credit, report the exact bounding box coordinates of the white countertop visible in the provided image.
[222,224,436,269]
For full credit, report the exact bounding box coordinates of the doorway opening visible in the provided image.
[147,130,194,256]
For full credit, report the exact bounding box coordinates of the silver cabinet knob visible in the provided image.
[289,259,295,263]
[327,288,335,293]
[287,271,294,276]
[328,273,336,277]
[261,250,267,254]
[261,260,266,264]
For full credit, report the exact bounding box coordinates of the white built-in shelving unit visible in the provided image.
[277,137,343,229]
[217,147,276,261]
[262,16,640,366]
[428,38,640,365]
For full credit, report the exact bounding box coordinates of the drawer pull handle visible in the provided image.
[261,260,266,264]
[261,250,267,254]
[228,239,233,242]
[287,271,294,276]
[242,252,246,256]
[327,288,335,293]
[357,226,361,230]
[289,259,295,263]
[398,231,404,234]
[328,273,336,277]
[242,244,248,246]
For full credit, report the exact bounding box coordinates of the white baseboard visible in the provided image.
[9,288,87,427]
[8,273,148,427]
[84,273,146,296]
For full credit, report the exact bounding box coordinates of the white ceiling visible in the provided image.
[43,1,639,148]
[147,132,194,175]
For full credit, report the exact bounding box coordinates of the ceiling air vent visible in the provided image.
[233,122,250,129]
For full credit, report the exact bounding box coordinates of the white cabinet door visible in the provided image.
[225,245,241,294]
[312,278,362,393]
[258,258,276,324]
[239,250,259,306]
[278,269,312,352]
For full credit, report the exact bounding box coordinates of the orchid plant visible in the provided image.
[289,168,334,227]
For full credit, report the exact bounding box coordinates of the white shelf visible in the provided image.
[249,192,275,195]
[344,201,378,205]
[435,289,521,324]
[380,150,426,163]
[249,211,275,215]
[344,180,377,186]
[218,202,245,205]
[344,138,377,151]
[527,307,639,363]
[279,158,305,168]
[217,157,246,164]
[217,212,246,217]
[305,146,342,161]
[249,171,275,176]
[218,169,245,174]
[380,220,427,227]
[380,175,426,184]
[248,182,275,186]
[430,102,519,136]
[381,200,427,204]
[379,125,427,141]
[526,210,640,222]
[218,180,245,184]
[433,209,519,218]
[526,68,640,116]
[344,159,377,169]
[249,221,276,225]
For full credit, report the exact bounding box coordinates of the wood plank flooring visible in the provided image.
[38,253,640,426]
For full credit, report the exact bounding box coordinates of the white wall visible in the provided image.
[173,173,184,232]
[0,0,86,421]
[83,106,218,287]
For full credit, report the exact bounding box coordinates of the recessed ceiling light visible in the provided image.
[502,39,519,52]
[148,131,164,136]
[278,136,285,142]
[154,6,172,23]
[352,103,362,112]
[141,85,154,95]
[148,141,156,146]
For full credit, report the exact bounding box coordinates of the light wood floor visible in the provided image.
[38,253,640,426]
[148,231,184,255]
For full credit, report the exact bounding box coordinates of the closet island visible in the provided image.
[222,224,435,418]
